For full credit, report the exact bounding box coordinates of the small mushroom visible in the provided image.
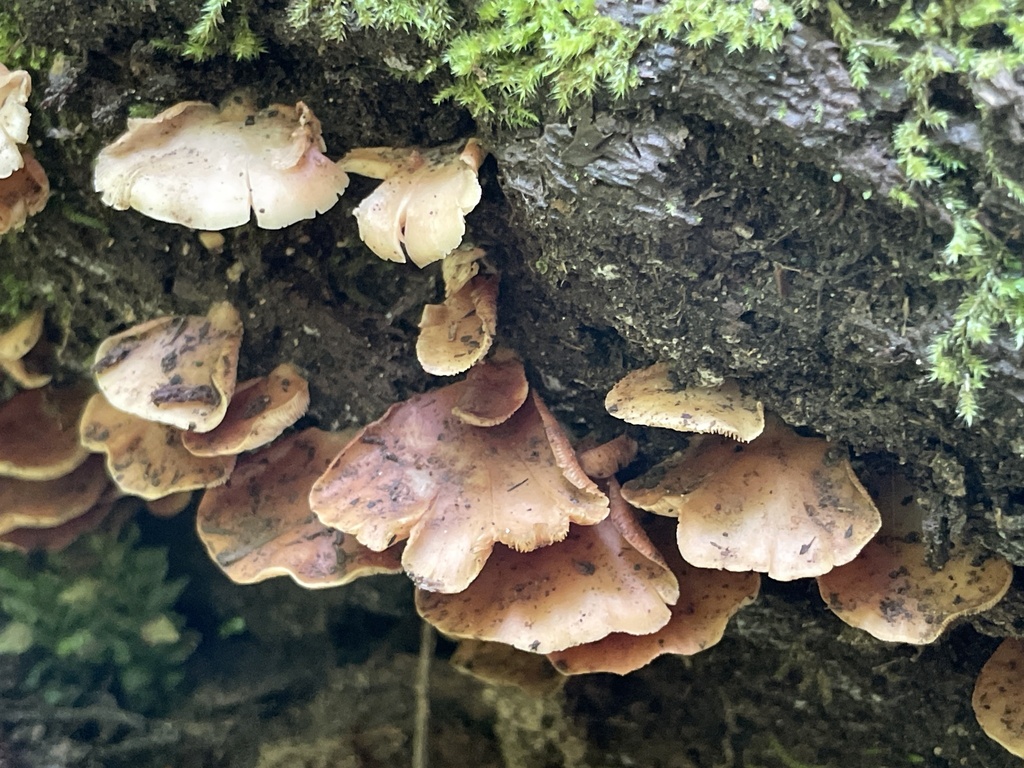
[0,308,51,388]
[0,456,109,536]
[576,434,638,480]
[196,428,402,587]
[621,416,881,581]
[0,485,121,553]
[442,246,486,297]
[0,64,31,178]
[449,348,529,427]
[94,96,349,229]
[79,392,235,500]
[309,356,608,593]
[0,146,49,236]
[342,139,485,267]
[0,383,92,480]
[606,363,764,442]
[416,274,498,376]
[181,362,310,456]
[91,301,243,433]
[973,638,1024,758]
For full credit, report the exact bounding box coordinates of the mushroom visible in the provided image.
[0,64,31,178]
[309,356,608,593]
[449,348,529,427]
[0,383,92,480]
[416,274,498,376]
[0,456,109,536]
[79,392,235,500]
[0,308,51,388]
[181,362,310,456]
[606,363,764,442]
[621,416,881,581]
[442,246,486,297]
[576,434,638,480]
[0,485,122,553]
[94,96,349,229]
[341,139,485,267]
[91,301,243,433]
[973,638,1024,758]
[415,483,678,654]
[196,428,403,588]
[0,146,49,236]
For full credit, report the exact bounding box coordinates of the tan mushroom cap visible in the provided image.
[0,308,51,388]
[309,356,609,593]
[0,64,31,178]
[0,147,49,236]
[549,517,760,675]
[606,363,764,442]
[817,536,1012,644]
[417,274,498,376]
[79,392,235,500]
[416,486,677,654]
[181,363,310,456]
[94,97,349,230]
[0,486,120,553]
[442,246,485,298]
[197,428,403,588]
[577,434,639,480]
[0,383,92,480]
[144,490,194,518]
[92,301,243,433]
[344,139,485,267]
[450,349,529,427]
[621,417,881,581]
[973,638,1024,758]
[0,455,109,535]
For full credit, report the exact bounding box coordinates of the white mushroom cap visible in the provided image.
[94,97,349,230]
[0,64,31,179]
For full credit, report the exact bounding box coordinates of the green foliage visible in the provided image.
[0,524,197,713]
[0,273,36,323]
[180,0,265,61]
[0,4,48,69]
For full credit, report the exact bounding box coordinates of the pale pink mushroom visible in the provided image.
[416,274,499,376]
[0,64,31,178]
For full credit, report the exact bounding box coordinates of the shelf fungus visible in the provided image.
[416,274,499,376]
[621,416,881,581]
[549,514,760,675]
[341,139,485,267]
[79,392,235,501]
[309,355,608,593]
[0,309,51,388]
[0,383,92,480]
[91,301,243,433]
[197,428,402,588]
[0,455,109,536]
[606,362,764,442]
[181,362,310,456]
[415,482,678,654]
[94,96,349,230]
[973,639,1024,758]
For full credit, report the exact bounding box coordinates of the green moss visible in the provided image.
[0,523,197,713]
[0,4,49,70]
[0,273,36,324]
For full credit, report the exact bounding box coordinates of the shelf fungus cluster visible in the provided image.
[0,63,48,235]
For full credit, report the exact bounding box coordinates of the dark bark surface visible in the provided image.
[2,2,1023,766]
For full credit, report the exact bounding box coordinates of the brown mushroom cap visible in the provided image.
[0,64,31,178]
[0,308,44,361]
[606,363,764,442]
[450,349,529,427]
[196,428,402,587]
[577,434,639,480]
[416,274,499,376]
[416,489,677,654]
[181,362,310,456]
[817,536,1013,644]
[0,455,109,535]
[94,97,349,230]
[79,392,235,500]
[91,301,243,433]
[309,357,608,593]
[0,147,49,237]
[621,417,881,581]
[0,486,121,553]
[144,490,194,518]
[973,638,1024,758]
[343,139,485,267]
[548,516,760,675]
[0,383,92,480]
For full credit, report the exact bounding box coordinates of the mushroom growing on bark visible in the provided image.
[973,638,1024,758]
[0,64,31,178]
[0,383,92,480]
[0,309,51,388]
[94,96,349,229]
[0,147,49,236]
[416,274,499,376]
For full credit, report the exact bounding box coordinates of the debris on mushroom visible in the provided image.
[197,428,402,587]
[606,363,764,442]
[0,383,92,480]
[0,64,31,178]
[621,416,881,581]
[973,638,1024,758]
[309,355,608,593]
[91,301,243,433]
[79,392,235,500]
[0,308,51,388]
[416,274,499,376]
[0,146,49,236]
[416,484,677,653]
[342,138,485,267]
[94,96,349,229]
[181,362,309,456]
[548,516,760,675]
[0,456,109,536]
